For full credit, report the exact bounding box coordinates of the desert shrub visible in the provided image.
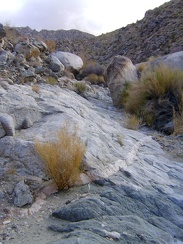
[125,64,183,133]
[173,110,183,135]
[32,84,40,94]
[125,114,142,130]
[116,134,123,146]
[136,56,157,74]
[74,81,87,94]
[25,47,40,60]
[119,83,131,107]
[137,62,147,73]
[46,76,58,85]
[85,74,106,86]
[77,60,106,85]
[35,124,86,190]
[83,61,105,76]
[44,39,56,52]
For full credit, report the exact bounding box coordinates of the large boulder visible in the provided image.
[106,55,138,106]
[52,51,83,71]
[48,55,65,72]
[14,40,40,60]
[147,51,183,71]
[0,50,9,64]
[13,180,34,207]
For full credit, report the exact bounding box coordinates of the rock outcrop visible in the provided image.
[106,55,138,106]
[147,51,183,71]
[0,80,183,244]
[14,0,183,65]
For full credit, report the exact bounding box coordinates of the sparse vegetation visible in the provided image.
[124,64,183,134]
[46,76,58,85]
[136,56,156,73]
[35,124,86,190]
[77,60,106,86]
[83,61,105,76]
[125,114,142,130]
[85,74,106,86]
[44,40,56,52]
[173,111,183,136]
[74,81,87,94]
[32,84,40,94]
[26,47,40,60]
[119,83,131,107]
[116,134,123,146]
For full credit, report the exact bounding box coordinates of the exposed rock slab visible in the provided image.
[0,82,183,243]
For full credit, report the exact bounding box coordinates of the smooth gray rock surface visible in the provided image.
[147,51,183,71]
[52,51,83,71]
[0,82,182,243]
[49,55,65,72]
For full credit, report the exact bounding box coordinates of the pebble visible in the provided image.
[3,220,11,225]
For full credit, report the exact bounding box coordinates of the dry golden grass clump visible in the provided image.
[125,114,142,130]
[74,81,87,94]
[44,40,56,53]
[31,84,40,94]
[173,111,183,136]
[85,74,106,86]
[124,64,183,134]
[46,76,58,85]
[77,60,106,86]
[35,124,86,190]
[136,56,156,73]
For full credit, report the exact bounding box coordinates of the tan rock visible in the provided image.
[106,55,138,106]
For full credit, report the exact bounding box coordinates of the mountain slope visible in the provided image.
[15,0,183,64]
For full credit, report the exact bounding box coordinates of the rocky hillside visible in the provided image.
[16,26,94,41]
[100,0,183,64]
[15,0,183,64]
[0,11,183,243]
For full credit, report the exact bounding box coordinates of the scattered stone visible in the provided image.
[0,113,15,136]
[0,50,8,64]
[21,117,33,129]
[13,181,33,207]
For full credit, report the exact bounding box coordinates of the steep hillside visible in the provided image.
[97,0,183,64]
[16,26,94,41]
[15,0,183,64]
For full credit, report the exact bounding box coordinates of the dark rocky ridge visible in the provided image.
[15,0,183,64]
